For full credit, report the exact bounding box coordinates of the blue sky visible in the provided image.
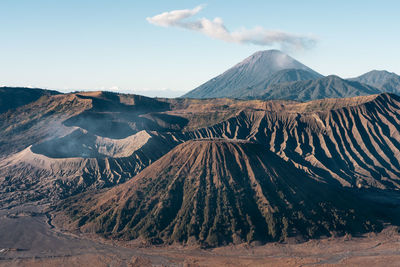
[0,0,399,96]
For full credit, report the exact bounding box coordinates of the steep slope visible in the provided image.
[184,93,400,190]
[0,87,60,113]
[57,140,382,246]
[258,75,380,101]
[183,50,321,99]
[351,70,400,94]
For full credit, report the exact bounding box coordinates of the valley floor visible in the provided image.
[1,203,400,267]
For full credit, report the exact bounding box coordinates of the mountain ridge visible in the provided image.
[351,70,400,94]
[256,75,381,101]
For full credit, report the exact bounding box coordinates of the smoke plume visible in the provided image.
[147,5,317,51]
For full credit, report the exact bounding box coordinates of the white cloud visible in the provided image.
[147,5,204,27]
[146,6,316,51]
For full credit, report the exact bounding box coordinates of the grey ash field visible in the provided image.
[2,50,400,266]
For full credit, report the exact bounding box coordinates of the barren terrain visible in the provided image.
[2,90,400,265]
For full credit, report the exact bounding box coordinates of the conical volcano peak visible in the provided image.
[247,49,286,58]
[183,50,321,99]
[240,49,285,62]
[237,50,298,71]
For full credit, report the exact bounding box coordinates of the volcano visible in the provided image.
[183,50,322,99]
[58,139,382,247]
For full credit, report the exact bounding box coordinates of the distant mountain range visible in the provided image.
[351,70,400,94]
[183,50,400,101]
